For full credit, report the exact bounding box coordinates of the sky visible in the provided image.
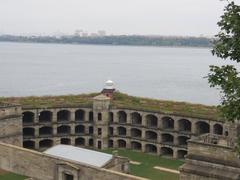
[0,0,239,36]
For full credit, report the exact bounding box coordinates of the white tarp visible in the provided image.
[44,144,113,167]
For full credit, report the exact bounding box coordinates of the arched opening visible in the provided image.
[61,138,71,145]
[109,112,114,123]
[146,114,158,128]
[39,126,53,136]
[98,113,102,121]
[108,139,113,148]
[89,111,93,122]
[109,127,113,136]
[196,121,210,135]
[88,138,93,147]
[117,127,126,136]
[178,150,187,159]
[117,139,126,148]
[161,147,173,157]
[98,141,102,149]
[178,119,191,132]
[146,131,158,141]
[39,111,52,123]
[131,112,142,125]
[23,140,35,149]
[23,127,35,137]
[131,128,142,138]
[57,110,70,122]
[162,116,174,129]
[39,139,53,149]
[131,141,142,151]
[75,109,85,121]
[145,144,157,154]
[213,124,223,135]
[75,125,85,134]
[57,125,70,135]
[75,137,85,146]
[89,126,93,135]
[22,111,34,124]
[162,133,174,144]
[118,111,127,124]
[178,136,190,146]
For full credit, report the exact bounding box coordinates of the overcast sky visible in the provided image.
[0,0,239,36]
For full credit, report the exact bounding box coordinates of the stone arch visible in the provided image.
[117,126,126,136]
[75,109,85,121]
[39,139,53,148]
[108,139,113,148]
[23,127,35,137]
[145,144,157,153]
[57,110,70,122]
[177,150,187,159]
[57,125,71,135]
[61,138,71,145]
[178,136,190,146]
[213,123,223,135]
[131,141,142,151]
[22,111,34,124]
[196,121,210,135]
[118,111,127,124]
[39,111,52,123]
[75,137,85,146]
[131,112,142,125]
[75,125,85,134]
[39,126,53,136]
[23,140,35,149]
[162,133,174,144]
[146,114,158,128]
[145,130,158,141]
[117,139,126,148]
[131,128,142,138]
[162,116,174,129]
[178,119,191,132]
[161,147,173,157]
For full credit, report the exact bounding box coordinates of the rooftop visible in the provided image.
[0,92,222,121]
[44,145,113,168]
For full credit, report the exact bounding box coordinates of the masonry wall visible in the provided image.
[0,142,146,180]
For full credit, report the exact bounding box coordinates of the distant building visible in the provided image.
[101,80,115,98]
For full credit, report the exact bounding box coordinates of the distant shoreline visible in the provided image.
[0,35,212,48]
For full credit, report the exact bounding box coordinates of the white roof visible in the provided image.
[104,79,115,89]
[44,145,113,168]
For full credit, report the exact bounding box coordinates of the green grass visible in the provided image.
[0,172,27,180]
[0,91,222,121]
[101,149,184,180]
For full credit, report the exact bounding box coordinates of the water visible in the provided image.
[0,42,232,105]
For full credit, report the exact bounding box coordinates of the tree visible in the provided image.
[208,1,240,122]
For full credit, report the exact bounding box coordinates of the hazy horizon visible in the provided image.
[1,0,240,37]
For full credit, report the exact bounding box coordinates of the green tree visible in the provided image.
[208,0,240,122]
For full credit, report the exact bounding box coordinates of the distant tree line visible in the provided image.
[0,35,212,47]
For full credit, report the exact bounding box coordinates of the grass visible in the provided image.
[0,172,27,180]
[101,149,184,180]
[0,91,222,121]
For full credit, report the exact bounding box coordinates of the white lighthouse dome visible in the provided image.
[104,80,115,89]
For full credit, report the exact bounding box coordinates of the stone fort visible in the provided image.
[0,80,240,180]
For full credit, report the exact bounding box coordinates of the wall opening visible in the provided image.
[75,109,85,121]
[161,147,173,157]
[57,110,70,122]
[75,125,85,134]
[131,128,142,138]
[75,137,85,146]
[117,126,126,136]
[118,111,127,124]
[213,123,223,135]
[177,150,187,159]
[162,133,174,144]
[98,113,102,121]
[61,138,71,145]
[89,111,93,122]
[131,141,142,151]
[178,136,189,146]
[146,114,158,128]
[146,131,157,141]
[117,139,126,148]
[145,144,157,154]
[39,126,53,136]
[57,125,71,135]
[109,127,113,136]
[178,119,191,132]
[23,140,35,149]
[39,111,52,123]
[131,112,142,125]
[109,112,114,123]
[39,139,53,148]
[196,121,210,135]
[108,139,113,148]
[23,127,35,137]
[162,116,174,129]
[22,111,34,124]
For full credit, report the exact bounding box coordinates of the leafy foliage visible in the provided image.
[208,1,240,122]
